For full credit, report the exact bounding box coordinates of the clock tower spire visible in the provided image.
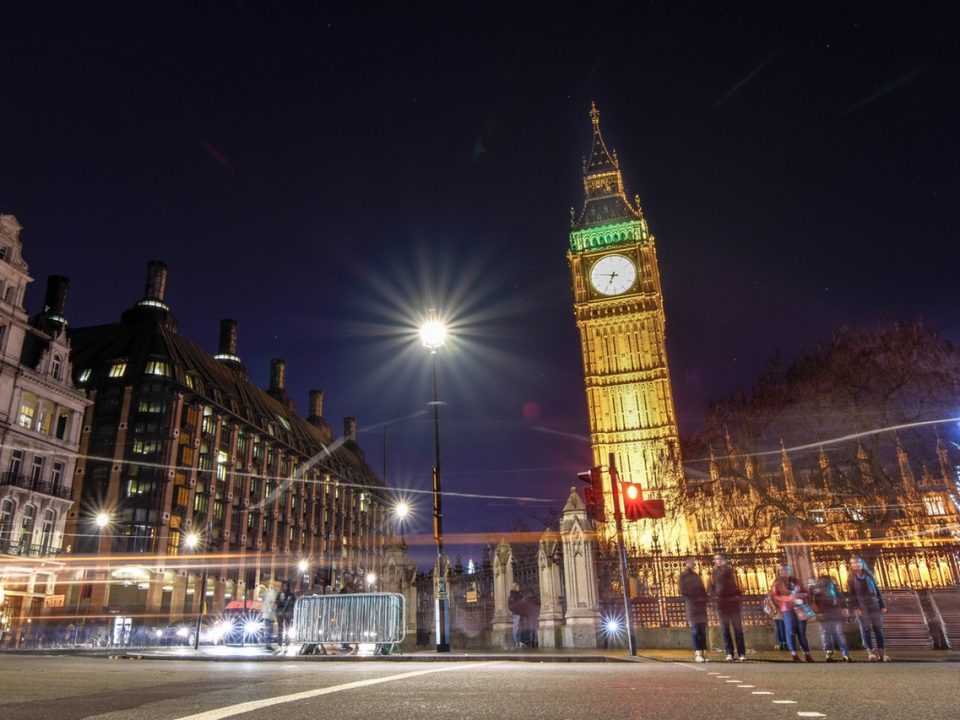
[567,104,691,551]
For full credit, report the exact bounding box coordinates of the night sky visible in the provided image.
[2,3,959,564]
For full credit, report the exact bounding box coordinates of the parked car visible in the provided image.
[160,617,233,646]
[220,599,268,644]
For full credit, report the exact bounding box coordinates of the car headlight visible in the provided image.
[176,627,189,638]
[243,621,263,635]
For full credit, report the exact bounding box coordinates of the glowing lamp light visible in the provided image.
[94,512,111,529]
[184,532,200,550]
[419,314,447,350]
[366,572,377,587]
[298,559,309,574]
[625,484,639,501]
[605,619,621,634]
[394,502,409,520]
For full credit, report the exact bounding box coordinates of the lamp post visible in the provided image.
[185,527,209,651]
[73,511,111,645]
[420,310,450,652]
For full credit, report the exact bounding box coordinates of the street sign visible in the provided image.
[436,579,448,600]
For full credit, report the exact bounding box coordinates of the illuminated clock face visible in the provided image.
[590,254,637,296]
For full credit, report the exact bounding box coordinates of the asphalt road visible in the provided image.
[1,655,956,720]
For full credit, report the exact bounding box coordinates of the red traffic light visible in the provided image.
[621,482,644,520]
[578,466,605,523]
[621,482,665,521]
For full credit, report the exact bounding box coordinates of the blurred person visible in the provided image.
[769,564,815,662]
[678,557,709,662]
[810,575,852,662]
[708,553,746,661]
[847,556,890,662]
[275,580,296,645]
[509,582,524,648]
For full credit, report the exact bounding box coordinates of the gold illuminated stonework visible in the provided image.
[568,104,692,551]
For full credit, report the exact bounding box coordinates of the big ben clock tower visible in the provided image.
[568,104,691,551]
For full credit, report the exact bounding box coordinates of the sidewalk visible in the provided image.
[3,644,957,663]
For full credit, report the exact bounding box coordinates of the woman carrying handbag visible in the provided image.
[769,564,815,662]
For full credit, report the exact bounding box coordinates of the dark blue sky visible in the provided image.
[2,2,959,563]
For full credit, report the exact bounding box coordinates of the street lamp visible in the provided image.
[74,511,111,644]
[297,559,309,593]
[185,527,208,651]
[420,309,450,652]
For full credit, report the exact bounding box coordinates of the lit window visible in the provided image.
[924,495,947,516]
[52,354,63,380]
[78,369,92,383]
[847,506,864,522]
[109,361,128,378]
[132,440,161,455]
[810,510,826,525]
[17,403,35,429]
[276,415,292,431]
[185,374,195,390]
[145,360,171,377]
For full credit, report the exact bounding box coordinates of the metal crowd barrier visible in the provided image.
[293,592,406,655]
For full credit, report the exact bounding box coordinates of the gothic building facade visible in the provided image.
[0,214,88,647]
[62,260,388,628]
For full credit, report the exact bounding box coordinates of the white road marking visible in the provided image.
[725,679,743,683]
[737,685,755,688]
[773,700,798,704]
[716,675,730,678]
[752,691,773,695]
[707,672,720,675]
[171,664,486,720]
[797,713,826,718]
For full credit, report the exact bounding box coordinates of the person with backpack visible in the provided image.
[846,556,891,662]
[708,553,746,661]
[810,574,852,662]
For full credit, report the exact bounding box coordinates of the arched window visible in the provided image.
[19,504,37,550]
[0,498,14,546]
[52,354,63,380]
[39,509,56,552]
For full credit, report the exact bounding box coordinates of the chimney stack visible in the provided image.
[308,389,324,419]
[344,417,357,442]
[269,358,286,393]
[43,275,69,318]
[219,319,239,356]
[143,260,168,301]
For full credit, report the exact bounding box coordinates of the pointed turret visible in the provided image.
[781,440,796,495]
[895,436,916,490]
[573,103,645,230]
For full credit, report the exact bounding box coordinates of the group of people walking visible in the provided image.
[679,553,890,663]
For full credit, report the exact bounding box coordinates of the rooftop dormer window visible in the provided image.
[145,360,171,377]
[108,360,128,378]
[52,354,63,380]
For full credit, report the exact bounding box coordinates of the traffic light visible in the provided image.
[577,466,605,523]
[621,482,666,520]
[621,482,644,520]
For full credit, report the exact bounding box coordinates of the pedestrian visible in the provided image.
[275,580,296,645]
[772,612,787,651]
[846,555,890,662]
[678,557,709,662]
[508,582,524,648]
[769,564,815,662]
[810,574,852,662]
[708,553,746,662]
